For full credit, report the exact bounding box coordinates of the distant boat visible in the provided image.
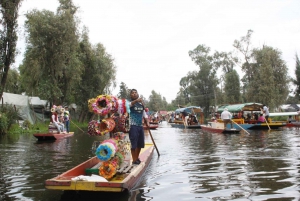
[143,124,159,130]
[201,122,240,134]
[33,132,74,141]
[170,106,203,129]
[216,103,286,130]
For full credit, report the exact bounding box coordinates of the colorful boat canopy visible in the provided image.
[175,106,202,114]
[217,103,263,113]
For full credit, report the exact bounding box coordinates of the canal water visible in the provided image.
[1,122,300,201]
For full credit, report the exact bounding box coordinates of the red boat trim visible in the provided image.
[45,180,71,186]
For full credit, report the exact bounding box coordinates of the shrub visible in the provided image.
[0,113,8,135]
[0,104,19,129]
[22,119,32,129]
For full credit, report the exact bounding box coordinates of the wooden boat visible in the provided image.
[170,123,201,129]
[269,112,298,127]
[45,142,154,192]
[201,122,240,134]
[170,106,203,129]
[216,103,286,130]
[33,132,74,141]
[143,124,159,130]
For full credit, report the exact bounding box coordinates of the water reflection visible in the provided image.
[1,124,300,200]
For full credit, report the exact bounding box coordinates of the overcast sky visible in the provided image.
[16,0,300,102]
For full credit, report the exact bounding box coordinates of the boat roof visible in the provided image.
[217,103,263,113]
[175,106,202,114]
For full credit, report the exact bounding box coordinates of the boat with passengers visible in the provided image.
[216,103,286,130]
[169,106,203,129]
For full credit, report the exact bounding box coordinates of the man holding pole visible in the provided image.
[129,89,150,165]
[221,108,233,129]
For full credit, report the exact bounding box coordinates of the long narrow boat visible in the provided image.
[217,103,286,130]
[201,122,240,134]
[45,142,154,192]
[170,123,201,129]
[33,132,74,141]
[143,124,159,130]
[170,106,203,129]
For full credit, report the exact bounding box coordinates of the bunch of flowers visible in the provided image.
[87,120,101,136]
[88,98,96,112]
[98,151,124,179]
[50,105,65,114]
[95,139,118,161]
[99,118,116,135]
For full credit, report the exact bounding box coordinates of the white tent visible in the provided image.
[1,92,45,124]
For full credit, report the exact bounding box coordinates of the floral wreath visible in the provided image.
[99,161,117,179]
[91,95,112,116]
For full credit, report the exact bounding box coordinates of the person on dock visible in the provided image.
[221,108,233,129]
[129,89,149,165]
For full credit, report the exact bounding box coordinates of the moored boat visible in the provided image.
[33,132,74,141]
[45,142,154,192]
[201,122,240,134]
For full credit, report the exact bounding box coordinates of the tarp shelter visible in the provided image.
[29,96,46,122]
[175,106,202,114]
[1,92,44,124]
[217,103,263,113]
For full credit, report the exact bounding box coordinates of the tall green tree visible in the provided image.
[148,90,167,112]
[76,28,116,122]
[5,68,20,93]
[118,82,130,99]
[188,45,219,117]
[293,54,300,100]
[224,70,241,104]
[20,0,82,105]
[234,31,289,110]
[250,46,289,109]
[0,0,23,100]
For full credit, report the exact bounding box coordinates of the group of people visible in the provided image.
[51,106,70,134]
[220,104,270,129]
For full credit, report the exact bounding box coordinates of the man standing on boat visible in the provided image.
[221,108,233,129]
[262,104,270,123]
[129,89,149,165]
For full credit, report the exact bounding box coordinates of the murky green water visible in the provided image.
[1,123,300,200]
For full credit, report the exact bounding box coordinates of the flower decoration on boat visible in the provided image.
[95,141,117,161]
[91,95,113,116]
[99,118,116,135]
[99,161,117,179]
[88,98,96,112]
[87,120,102,136]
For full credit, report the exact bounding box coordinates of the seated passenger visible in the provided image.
[287,115,293,123]
[257,114,265,123]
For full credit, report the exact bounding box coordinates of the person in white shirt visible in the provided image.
[221,108,233,129]
[262,105,270,123]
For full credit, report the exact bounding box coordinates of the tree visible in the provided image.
[233,31,289,110]
[118,82,130,99]
[224,70,241,104]
[293,54,300,100]
[76,28,116,122]
[20,0,82,105]
[148,90,167,112]
[0,0,23,100]
[5,68,20,93]
[188,45,218,117]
